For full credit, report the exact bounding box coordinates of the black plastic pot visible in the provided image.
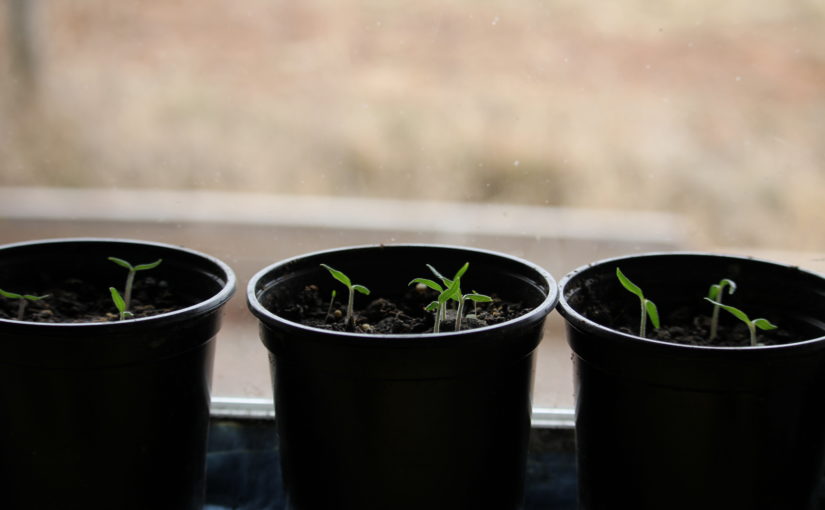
[247,244,558,510]
[0,238,235,510]
[556,252,825,510]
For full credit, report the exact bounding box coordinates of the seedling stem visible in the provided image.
[707,278,737,341]
[325,289,337,322]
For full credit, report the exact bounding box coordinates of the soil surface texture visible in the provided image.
[273,284,531,334]
[0,276,179,323]
[569,280,806,347]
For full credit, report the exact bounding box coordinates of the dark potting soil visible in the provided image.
[0,276,180,323]
[273,284,531,334]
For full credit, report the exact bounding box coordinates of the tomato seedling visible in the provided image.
[704,298,777,346]
[108,257,162,312]
[707,278,737,341]
[320,264,370,326]
[616,267,660,338]
[411,262,491,333]
[0,288,50,321]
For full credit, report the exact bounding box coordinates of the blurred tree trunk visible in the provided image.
[6,0,41,105]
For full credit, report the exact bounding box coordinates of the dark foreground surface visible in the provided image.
[204,418,577,510]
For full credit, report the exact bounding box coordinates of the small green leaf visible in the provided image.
[645,299,660,329]
[424,301,440,312]
[705,298,750,324]
[134,259,163,271]
[352,284,370,295]
[108,257,134,270]
[0,288,23,299]
[616,267,644,300]
[709,278,737,300]
[753,318,778,331]
[465,293,493,303]
[453,262,469,281]
[439,278,461,304]
[426,264,447,282]
[110,287,127,313]
[409,278,443,292]
[320,264,352,288]
[720,278,737,294]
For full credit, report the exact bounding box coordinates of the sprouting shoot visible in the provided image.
[411,262,492,333]
[320,264,370,326]
[704,298,776,346]
[109,287,134,321]
[0,288,50,321]
[616,267,660,338]
[108,257,163,312]
[707,278,737,341]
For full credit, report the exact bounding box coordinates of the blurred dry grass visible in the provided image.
[1,0,824,249]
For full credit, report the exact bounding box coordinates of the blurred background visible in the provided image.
[1,0,824,404]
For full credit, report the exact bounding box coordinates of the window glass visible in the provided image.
[2,0,823,408]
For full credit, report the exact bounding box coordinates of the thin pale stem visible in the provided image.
[434,305,442,334]
[124,270,136,311]
[17,299,27,321]
[748,322,757,346]
[325,296,335,322]
[710,305,720,341]
[455,298,465,332]
[639,300,647,338]
[346,287,355,325]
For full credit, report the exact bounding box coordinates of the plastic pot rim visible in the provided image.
[0,237,237,330]
[556,250,825,354]
[247,243,559,345]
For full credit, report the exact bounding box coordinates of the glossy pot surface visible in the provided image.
[557,252,825,510]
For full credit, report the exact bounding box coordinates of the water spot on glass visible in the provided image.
[491,16,500,26]
[513,160,520,167]
[735,76,742,82]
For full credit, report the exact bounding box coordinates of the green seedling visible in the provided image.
[420,278,461,334]
[108,257,162,311]
[465,290,493,320]
[411,262,492,332]
[320,264,370,325]
[616,267,660,338]
[413,262,466,333]
[0,288,49,320]
[707,278,737,341]
[704,298,777,346]
[109,287,134,321]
